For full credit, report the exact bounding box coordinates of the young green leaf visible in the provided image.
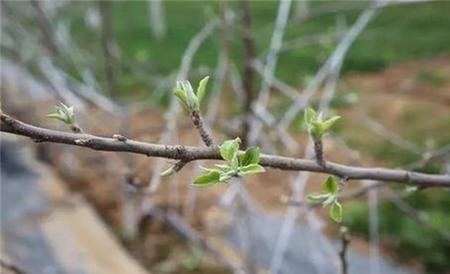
[322,194,336,206]
[160,166,176,177]
[239,147,260,166]
[329,201,342,223]
[196,75,209,104]
[304,107,317,125]
[307,193,330,204]
[47,112,63,121]
[230,156,239,171]
[304,108,341,140]
[322,176,339,195]
[220,137,241,162]
[193,170,221,186]
[404,185,418,194]
[47,103,75,125]
[219,171,234,182]
[175,80,199,111]
[321,116,341,132]
[238,164,265,176]
[183,80,198,110]
[174,88,189,110]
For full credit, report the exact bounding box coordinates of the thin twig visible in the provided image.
[190,110,214,147]
[339,227,350,274]
[314,139,325,166]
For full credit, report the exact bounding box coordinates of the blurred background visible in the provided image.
[1,1,449,274]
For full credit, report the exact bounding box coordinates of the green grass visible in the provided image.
[345,190,450,274]
[65,0,450,94]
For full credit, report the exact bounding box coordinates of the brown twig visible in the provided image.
[339,226,350,274]
[1,113,450,187]
[190,110,214,147]
[313,139,325,166]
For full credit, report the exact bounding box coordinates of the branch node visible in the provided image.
[175,145,187,159]
[112,134,127,142]
[74,139,87,145]
[405,171,412,184]
[69,124,84,134]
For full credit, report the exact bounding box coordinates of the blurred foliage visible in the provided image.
[66,0,450,98]
[345,190,450,273]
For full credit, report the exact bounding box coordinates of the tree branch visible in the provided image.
[190,110,214,147]
[339,227,350,274]
[1,113,449,187]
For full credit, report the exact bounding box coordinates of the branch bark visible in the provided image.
[190,110,214,147]
[339,227,350,274]
[1,113,449,187]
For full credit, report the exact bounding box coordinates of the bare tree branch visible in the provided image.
[1,113,449,187]
[339,227,350,274]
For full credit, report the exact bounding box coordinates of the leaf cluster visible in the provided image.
[47,103,76,126]
[307,176,343,222]
[193,137,265,186]
[174,76,209,112]
[304,107,340,140]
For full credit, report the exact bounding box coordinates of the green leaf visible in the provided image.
[323,194,336,206]
[238,164,265,176]
[239,147,260,166]
[311,121,324,140]
[196,75,209,104]
[322,176,339,195]
[47,103,75,125]
[220,137,241,162]
[230,156,239,171]
[329,201,342,223]
[47,113,64,121]
[321,115,341,132]
[174,88,189,109]
[176,80,198,110]
[59,103,74,122]
[304,107,317,125]
[193,170,221,186]
[160,166,175,177]
[307,193,330,204]
[219,171,234,182]
[404,186,418,194]
[183,80,198,110]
